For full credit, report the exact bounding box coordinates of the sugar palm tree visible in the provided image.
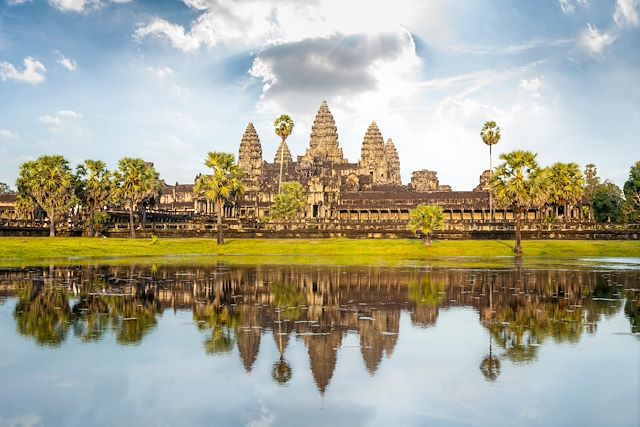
[480,121,501,220]
[547,162,585,221]
[16,155,76,237]
[76,160,112,237]
[491,150,549,255]
[113,158,161,238]
[274,114,294,193]
[194,152,244,245]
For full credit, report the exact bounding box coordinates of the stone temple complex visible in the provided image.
[157,100,589,224]
[199,100,497,222]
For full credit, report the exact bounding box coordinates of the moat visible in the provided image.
[0,261,638,427]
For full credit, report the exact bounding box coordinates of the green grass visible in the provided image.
[0,237,638,268]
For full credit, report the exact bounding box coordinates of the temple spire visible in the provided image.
[359,121,388,184]
[302,100,345,164]
[385,138,401,185]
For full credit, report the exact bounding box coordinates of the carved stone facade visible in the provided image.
[238,123,263,193]
[358,121,389,184]
[385,139,401,185]
[301,101,345,164]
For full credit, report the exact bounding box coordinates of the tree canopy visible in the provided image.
[623,161,640,222]
[272,181,306,221]
[194,151,244,244]
[407,204,445,246]
[16,155,76,236]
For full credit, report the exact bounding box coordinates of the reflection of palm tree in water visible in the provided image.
[480,275,501,382]
[271,300,292,385]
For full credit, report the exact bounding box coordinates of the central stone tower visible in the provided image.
[359,121,389,184]
[301,101,346,164]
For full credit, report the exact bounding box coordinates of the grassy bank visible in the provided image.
[0,237,638,267]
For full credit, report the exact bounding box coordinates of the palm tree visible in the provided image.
[407,204,445,246]
[491,150,549,255]
[274,114,294,193]
[113,158,161,238]
[16,155,76,237]
[194,152,244,245]
[546,162,585,221]
[76,160,112,237]
[480,121,501,220]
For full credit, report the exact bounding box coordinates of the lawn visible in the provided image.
[0,237,638,267]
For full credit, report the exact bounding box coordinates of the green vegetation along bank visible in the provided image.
[0,238,639,267]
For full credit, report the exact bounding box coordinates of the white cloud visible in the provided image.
[134,0,420,52]
[0,57,46,84]
[558,0,589,14]
[249,30,421,116]
[54,51,77,71]
[7,0,33,5]
[0,129,18,140]
[48,0,131,13]
[38,110,82,131]
[520,77,543,96]
[577,23,615,59]
[146,66,173,79]
[614,0,640,27]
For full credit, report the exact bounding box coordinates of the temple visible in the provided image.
[186,100,579,223]
[170,101,474,221]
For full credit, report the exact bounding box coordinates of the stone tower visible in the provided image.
[238,123,263,179]
[302,101,345,164]
[385,138,401,185]
[274,140,293,164]
[359,121,388,184]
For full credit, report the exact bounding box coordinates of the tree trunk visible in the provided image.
[278,137,285,194]
[89,208,95,238]
[489,144,493,221]
[49,212,55,237]
[129,201,135,239]
[514,209,522,255]
[216,200,224,245]
[426,234,432,246]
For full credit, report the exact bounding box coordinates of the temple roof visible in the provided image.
[302,101,345,164]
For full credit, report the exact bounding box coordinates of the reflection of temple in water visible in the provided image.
[1,264,637,393]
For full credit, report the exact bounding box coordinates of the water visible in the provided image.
[0,262,638,427]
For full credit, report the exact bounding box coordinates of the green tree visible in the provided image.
[113,158,161,238]
[272,181,306,221]
[0,182,14,195]
[480,121,501,220]
[622,161,640,222]
[76,160,113,237]
[407,204,445,246]
[194,152,244,245]
[546,162,585,220]
[16,155,76,237]
[274,114,294,194]
[592,180,623,223]
[491,150,549,255]
[583,163,600,220]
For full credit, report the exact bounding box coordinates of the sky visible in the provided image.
[0,0,639,190]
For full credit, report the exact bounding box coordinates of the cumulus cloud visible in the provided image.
[38,110,82,131]
[134,0,419,52]
[0,129,18,140]
[614,0,640,27]
[0,57,46,84]
[54,51,77,71]
[558,0,589,14]
[249,30,421,115]
[577,23,615,58]
[48,0,131,13]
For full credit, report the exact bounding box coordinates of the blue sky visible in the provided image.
[0,0,638,190]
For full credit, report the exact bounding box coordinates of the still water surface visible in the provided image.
[0,261,638,427]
